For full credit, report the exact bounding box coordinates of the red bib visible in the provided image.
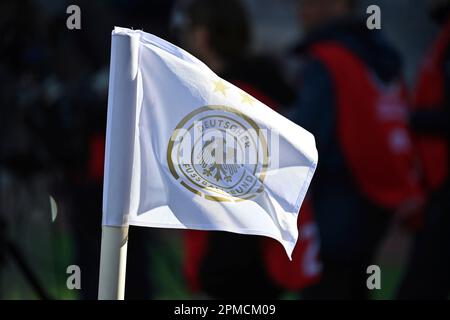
[311,42,423,209]
[262,198,322,290]
[412,19,450,191]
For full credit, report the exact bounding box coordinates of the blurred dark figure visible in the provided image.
[0,0,54,299]
[290,0,423,299]
[173,0,322,299]
[397,0,450,299]
[0,0,52,176]
[174,0,295,105]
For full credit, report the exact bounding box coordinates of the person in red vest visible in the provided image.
[290,0,423,299]
[172,0,323,299]
[397,0,450,299]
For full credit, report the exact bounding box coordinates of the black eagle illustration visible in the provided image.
[197,137,241,182]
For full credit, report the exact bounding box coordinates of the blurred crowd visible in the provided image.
[0,0,449,299]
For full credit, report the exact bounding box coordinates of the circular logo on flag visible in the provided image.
[167,105,268,202]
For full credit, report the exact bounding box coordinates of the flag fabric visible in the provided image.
[102,27,318,258]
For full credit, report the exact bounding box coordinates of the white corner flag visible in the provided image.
[99,27,317,299]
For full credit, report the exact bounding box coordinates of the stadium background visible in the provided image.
[0,0,441,299]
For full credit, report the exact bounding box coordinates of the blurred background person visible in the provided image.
[289,0,423,299]
[172,0,322,299]
[0,0,58,299]
[397,0,450,299]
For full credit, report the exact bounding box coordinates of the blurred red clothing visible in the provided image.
[412,18,450,192]
[311,42,423,211]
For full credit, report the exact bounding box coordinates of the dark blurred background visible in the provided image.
[0,0,448,299]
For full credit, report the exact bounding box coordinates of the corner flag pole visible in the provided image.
[98,29,140,300]
[98,226,129,299]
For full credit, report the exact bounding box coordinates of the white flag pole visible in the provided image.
[98,29,140,300]
[98,226,129,300]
